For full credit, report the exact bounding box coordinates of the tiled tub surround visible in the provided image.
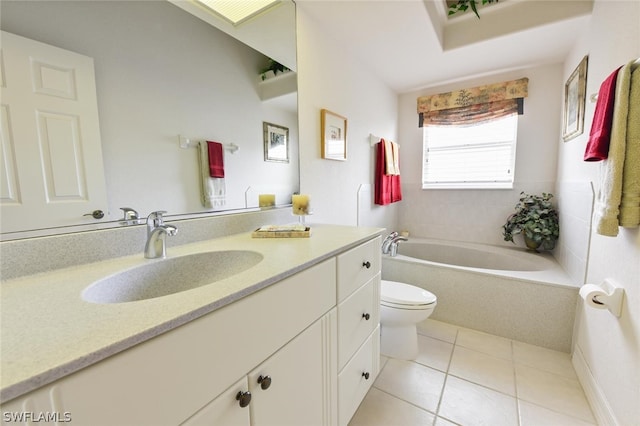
[350,319,596,426]
[382,238,578,352]
[0,222,383,404]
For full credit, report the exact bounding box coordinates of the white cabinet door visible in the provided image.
[180,377,251,426]
[0,31,107,233]
[248,310,337,426]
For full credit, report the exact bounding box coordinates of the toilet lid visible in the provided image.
[381,280,437,306]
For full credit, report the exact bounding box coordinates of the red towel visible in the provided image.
[584,67,621,161]
[375,139,402,205]
[207,141,225,178]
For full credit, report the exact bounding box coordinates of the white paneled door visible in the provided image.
[0,31,107,233]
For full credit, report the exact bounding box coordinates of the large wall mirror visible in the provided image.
[0,0,299,239]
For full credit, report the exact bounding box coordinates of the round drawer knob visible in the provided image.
[362,261,371,269]
[236,391,251,408]
[257,375,272,390]
[362,372,370,380]
[362,313,370,321]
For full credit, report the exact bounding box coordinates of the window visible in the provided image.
[422,113,518,189]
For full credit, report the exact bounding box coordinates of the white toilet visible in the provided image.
[380,280,437,360]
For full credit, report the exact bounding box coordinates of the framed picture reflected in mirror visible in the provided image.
[263,122,289,163]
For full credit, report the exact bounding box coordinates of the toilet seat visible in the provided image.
[381,280,437,309]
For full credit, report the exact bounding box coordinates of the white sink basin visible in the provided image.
[82,250,263,304]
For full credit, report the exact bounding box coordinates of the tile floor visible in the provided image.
[349,319,596,426]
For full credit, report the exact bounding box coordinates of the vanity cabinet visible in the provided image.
[1,259,337,426]
[182,311,336,426]
[1,233,382,426]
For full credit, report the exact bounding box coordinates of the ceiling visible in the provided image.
[296,0,593,93]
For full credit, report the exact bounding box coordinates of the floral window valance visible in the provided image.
[417,77,528,127]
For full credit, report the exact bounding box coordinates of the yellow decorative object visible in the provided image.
[292,194,310,215]
[417,78,529,113]
[258,194,276,207]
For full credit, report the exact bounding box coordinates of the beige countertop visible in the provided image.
[0,224,383,403]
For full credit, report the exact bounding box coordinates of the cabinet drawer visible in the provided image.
[337,237,381,302]
[338,274,380,370]
[338,327,380,426]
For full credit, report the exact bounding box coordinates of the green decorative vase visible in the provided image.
[524,236,541,252]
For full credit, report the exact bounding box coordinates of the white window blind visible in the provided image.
[422,114,518,189]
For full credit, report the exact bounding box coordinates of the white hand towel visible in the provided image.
[198,141,226,208]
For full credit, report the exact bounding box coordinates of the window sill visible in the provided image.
[422,182,514,190]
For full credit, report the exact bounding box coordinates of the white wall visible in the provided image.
[296,5,399,230]
[397,64,562,245]
[558,1,640,425]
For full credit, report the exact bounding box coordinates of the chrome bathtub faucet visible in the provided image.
[382,231,408,256]
[144,211,178,259]
[389,236,408,257]
[381,231,399,254]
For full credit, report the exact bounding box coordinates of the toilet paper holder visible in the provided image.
[580,279,625,317]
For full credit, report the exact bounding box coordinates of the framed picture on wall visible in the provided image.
[263,122,289,163]
[321,109,348,161]
[562,55,588,142]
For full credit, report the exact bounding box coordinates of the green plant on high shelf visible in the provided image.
[502,192,559,252]
[448,0,499,18]
[259,58,290,81]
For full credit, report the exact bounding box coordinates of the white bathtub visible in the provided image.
[382,238,578,352]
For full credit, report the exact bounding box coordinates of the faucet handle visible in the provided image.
[147,210,168,230]
[120,207,139,221]
[147,210,167,221]
[383,231,399,242]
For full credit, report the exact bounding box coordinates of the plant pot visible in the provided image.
[261,70,276,81]
[524,236,541,252]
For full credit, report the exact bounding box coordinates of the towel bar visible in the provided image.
[178,135,238,153]
[589,57,640,103]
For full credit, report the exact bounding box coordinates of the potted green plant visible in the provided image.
[502,192,559,251]
[448,0,498,18]
[259,58,290,81]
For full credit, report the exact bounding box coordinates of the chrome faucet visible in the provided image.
[120,207,140,225]
[144,211,177,259]
[389,236,408,257]
[381,231,399,254]
[381,231,408,257]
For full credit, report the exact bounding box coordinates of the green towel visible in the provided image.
[619,65,640,227]
[593,59,639,236]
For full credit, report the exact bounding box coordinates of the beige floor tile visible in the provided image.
[417,319,458,343]
[449,346,516,396]
[515,364,595,423]
[415,335,454,372]
[434,416,459,426]
[455,328,513,360]
[349,387,436,426]
[380,354,390,371]
[518,400,596,426]
[374,358,446,413]
[439,375,518,426]
[512,340,577,379]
